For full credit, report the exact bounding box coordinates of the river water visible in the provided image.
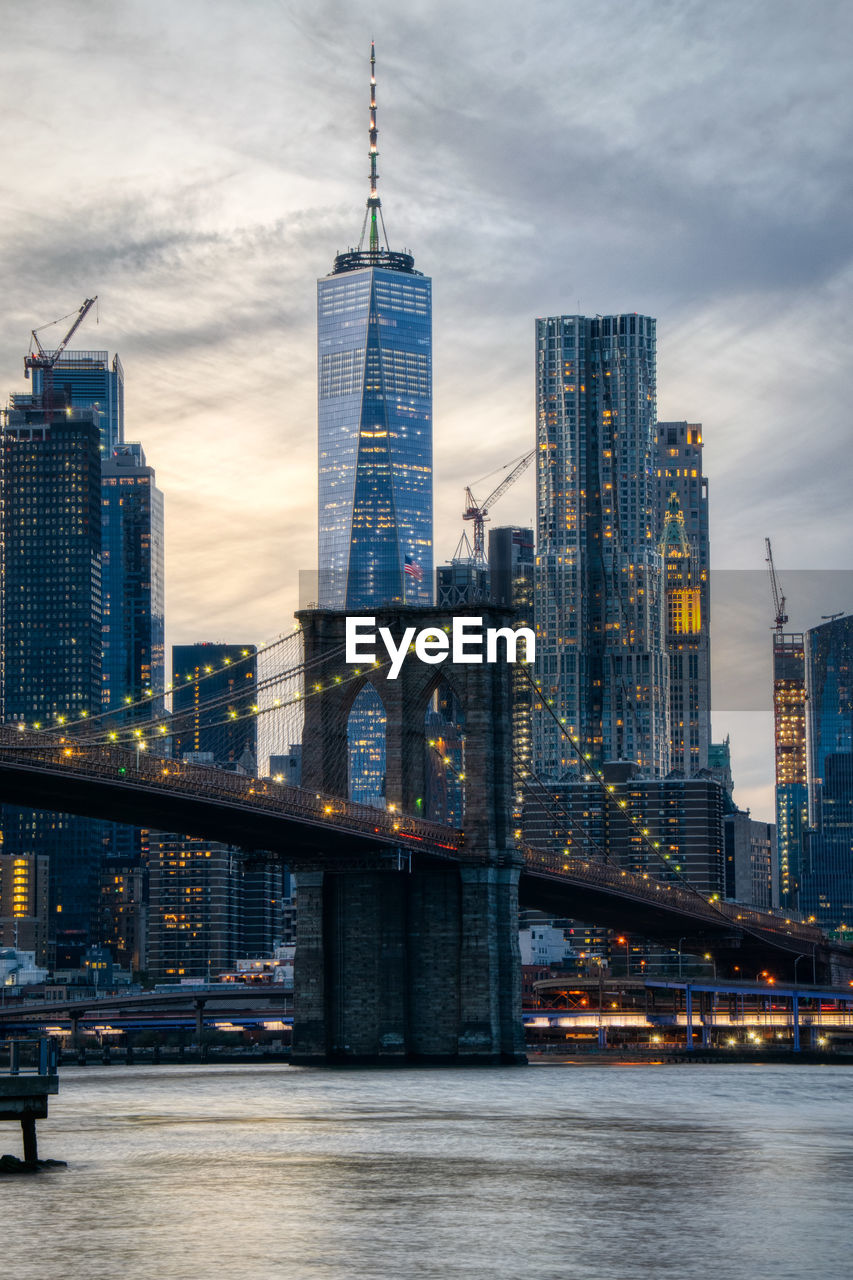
[4,1062,852,1279]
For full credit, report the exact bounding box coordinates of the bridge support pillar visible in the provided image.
[292,858,525,1066]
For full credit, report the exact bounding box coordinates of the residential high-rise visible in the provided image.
[101,443,165,716]
[317,44,432,611]
[534,314,667,780]
[32,348,124,456]
[171,643,258,767]
[801,614,853,927]
[656,421,711,774]
[773,632,808,909]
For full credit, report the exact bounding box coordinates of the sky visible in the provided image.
[1,0,851,818]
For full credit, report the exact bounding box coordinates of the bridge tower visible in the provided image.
[292,606,526,1064]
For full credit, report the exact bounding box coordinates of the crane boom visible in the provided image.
[23,296,98,418]
[462,448,535,564]
[765,537,788,634]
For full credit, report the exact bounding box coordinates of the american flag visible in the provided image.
[404,555,423,582]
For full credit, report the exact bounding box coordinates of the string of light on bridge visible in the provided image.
[521,665,818,939]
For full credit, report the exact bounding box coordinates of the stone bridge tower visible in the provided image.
[291,606,526,1064]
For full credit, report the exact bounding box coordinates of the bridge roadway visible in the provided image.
[0,727,846,973]
[0,985,292,1032]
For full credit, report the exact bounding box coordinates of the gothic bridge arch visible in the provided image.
[293,605,524,1064]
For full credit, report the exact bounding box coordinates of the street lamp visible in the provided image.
[617,935,629,976]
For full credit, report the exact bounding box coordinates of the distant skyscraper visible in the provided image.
[658,491,710,776]
[801,615,853,927]
[773,632,808,909]
[171,643,258,767]
[1,393,104,949]
[1,398,102,724]
[317,44,432,611]
[101,443,165,716]
[489,527,535,807]
[534,314,667,780]
[32,348,124,455]
[656,421,710,774]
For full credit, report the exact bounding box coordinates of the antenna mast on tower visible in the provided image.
[358,42,391,254]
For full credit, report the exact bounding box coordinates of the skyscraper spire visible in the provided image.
[333,43,415,274]
[359,42,391,254]
[368,41,379,250]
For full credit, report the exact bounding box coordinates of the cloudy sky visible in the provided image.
[1,0,851,816]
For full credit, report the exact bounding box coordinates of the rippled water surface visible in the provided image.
[4,1062,853,1279]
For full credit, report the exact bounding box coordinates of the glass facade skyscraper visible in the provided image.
[317,263,432,609]
[534,314,667,781]
[656,421,711,775]
[317,45,432,611]
[171,643,258,766]
[101,443,165,717]
[32,349,124,455]
[773,631,808,909]
[1,396,104,950]
[802,614,853,926]
[316,45,432,807]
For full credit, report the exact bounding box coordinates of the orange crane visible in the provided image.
[462,448,535,565]
[765,537,788,635]
[24,296,98,418]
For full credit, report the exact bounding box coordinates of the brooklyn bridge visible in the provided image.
[1,607,848,1064]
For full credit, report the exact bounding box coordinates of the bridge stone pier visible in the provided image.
[292,606,527,1065]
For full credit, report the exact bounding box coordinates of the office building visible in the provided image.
[523,765,726,899]
[31,348,124,455]
[101,443,165,716]
[656,422,711,774]
[1,399,102,724]
[147,834,289,982]
[773,632,808,909]
[171,643,257,767]
[490,526,535,808]
[534,314,667,781]
[0,853,50,964]
[99,861,147,973]
[317,47,432,806]
[0,397,104,952]
[724,811,777,910]
[147,835,243,982]
[659,490,710,776]
[708,738,734,798]
[317,45,432,611]
[801,615,853,926]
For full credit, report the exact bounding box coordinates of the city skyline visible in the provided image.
[1,0,851,818]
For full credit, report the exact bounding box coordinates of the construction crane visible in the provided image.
[24,296,98,418]
[765,537,788,635]
[463,448,535,565]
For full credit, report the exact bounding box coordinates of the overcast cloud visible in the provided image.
[1,0,851,816]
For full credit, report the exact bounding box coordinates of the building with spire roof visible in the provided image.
[317,43,433,614]
[656,420,711,774]
[660,489,711,776]
[316,45,433,808]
